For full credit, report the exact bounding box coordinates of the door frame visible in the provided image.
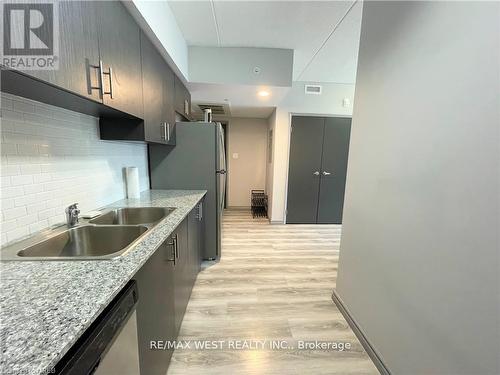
[284,113,352,224]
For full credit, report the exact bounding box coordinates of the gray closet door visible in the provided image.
[286,116,325,224]
[317,117,352,224]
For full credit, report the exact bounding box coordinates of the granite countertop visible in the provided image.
[0,189,206,375]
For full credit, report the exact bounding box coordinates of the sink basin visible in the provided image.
[89,207,174,226]
[5,225,148,260]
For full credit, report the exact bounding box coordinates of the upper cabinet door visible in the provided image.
[174,75,191,120]
[97,1,143,118]
[24,1,101,102]
[163,65,176,145]
[141,32,165,144]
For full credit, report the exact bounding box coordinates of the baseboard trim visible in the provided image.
[331,289,391,375]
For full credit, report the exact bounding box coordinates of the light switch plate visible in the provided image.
[232,153,239,159]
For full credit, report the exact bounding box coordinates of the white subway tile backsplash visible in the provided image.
[23,184,43,195]
[1,220,17,232]
[1,143,17,155]
[17,144,39,156]
[10,175,33,186]
[3,207,27,221]
[1,93,149,245]
[1,199,15,210]
[5,227,28,243]
[29,220,49,234]
[2,187,24,199]
[26,202,46,215]
[1,176,11,187]
[0,165,20,176]
[19,164,41,175]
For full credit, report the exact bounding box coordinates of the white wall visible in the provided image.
[227,118,268,207]
[0,93,149,245]
[336,2,499,374]
[268,81,355,222]
[126,0,189,80]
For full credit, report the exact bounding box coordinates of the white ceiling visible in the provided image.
[168,0,362,83]
[188,82,290,119]
[168,0,362,118]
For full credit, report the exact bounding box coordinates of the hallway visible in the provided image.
[168,210,378,374]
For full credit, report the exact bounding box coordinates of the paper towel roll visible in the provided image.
[125,167,140,199]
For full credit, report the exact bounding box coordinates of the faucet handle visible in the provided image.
[65,203,80,227]
[66,203,79,213]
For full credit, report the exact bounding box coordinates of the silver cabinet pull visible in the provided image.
[165,239,176,265]
[99,60,113,98]
[197,203,203,221]
[88,60,102,94]
[166,123,170,141]
[160,122,170,141]
[313,171,320,176]
[107,66,113,98]
[322,171,332,176]
[173,234,179,259]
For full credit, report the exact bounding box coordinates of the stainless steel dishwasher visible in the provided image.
[56,281,140,375]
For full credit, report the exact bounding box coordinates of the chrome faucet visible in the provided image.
[65,203,80,227]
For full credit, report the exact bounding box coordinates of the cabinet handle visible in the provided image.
[165,239,176,265]
[88,60,102,94]
[166,123,170,141]
[322,171,332,176]
[160,123,166,140]
[174,234,179,259]
[313,171,320,176]
[197,203,203,221]
[107,66,113,99]
[99,60,113,99]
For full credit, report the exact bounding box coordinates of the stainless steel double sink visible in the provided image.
[1,207,174,261]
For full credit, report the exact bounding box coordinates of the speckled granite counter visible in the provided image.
[0,190,206,375]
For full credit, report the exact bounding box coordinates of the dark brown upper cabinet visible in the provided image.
[141,33,176,145]
[162,61,176,146]
[97,1,143,119]
[2,1,142,118]
[1,0,190,144]
[17,1,101,103]
[174,75,191,120]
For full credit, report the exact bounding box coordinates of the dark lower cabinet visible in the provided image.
[135,237,176,375]
[135,203,203,374]
[173,217,189,334]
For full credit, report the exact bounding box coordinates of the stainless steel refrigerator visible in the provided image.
[149,122,226,260]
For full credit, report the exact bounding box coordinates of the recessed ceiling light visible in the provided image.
[258,90,270,97]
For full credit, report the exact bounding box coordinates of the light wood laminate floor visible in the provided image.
[168,210,378,375]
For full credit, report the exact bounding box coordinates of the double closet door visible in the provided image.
[286,116,351,224]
